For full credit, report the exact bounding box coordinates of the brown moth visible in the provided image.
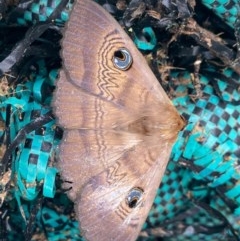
[53,0,185,240]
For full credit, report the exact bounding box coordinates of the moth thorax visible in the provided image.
[127,116,165,135]
[127,115,185,142]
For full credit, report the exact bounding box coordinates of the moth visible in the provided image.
[53,0,185,240]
